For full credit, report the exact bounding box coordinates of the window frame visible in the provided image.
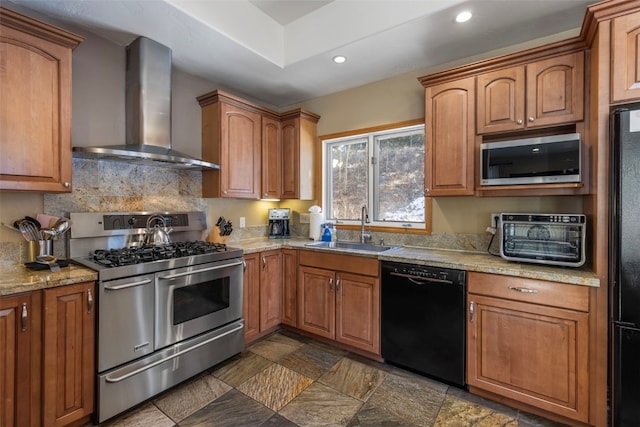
[317,119,432,235]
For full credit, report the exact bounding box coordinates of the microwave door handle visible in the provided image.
[157,260,244,280]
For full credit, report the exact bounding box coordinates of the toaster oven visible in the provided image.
[499,213,586,267]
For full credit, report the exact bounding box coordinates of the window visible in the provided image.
[322,121,428,231]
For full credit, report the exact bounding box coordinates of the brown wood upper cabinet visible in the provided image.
[261,116,282,199]
[611,11,640,103]
[279,111,319,200]
[0,7,83,192]
[199,92,263,199]
[476,52,584,134]
[425,77,476,196]
[198,91,319,200]
[467,272,589,423]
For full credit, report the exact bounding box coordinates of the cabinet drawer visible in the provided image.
[468,272,589,312]
[298,250,378,277]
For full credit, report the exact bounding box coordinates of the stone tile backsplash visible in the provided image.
[0,158,493,265]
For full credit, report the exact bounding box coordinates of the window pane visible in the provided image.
[330,141,367,219]
[376,132,425,222]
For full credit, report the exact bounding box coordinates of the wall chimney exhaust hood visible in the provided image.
[73,37,219,170]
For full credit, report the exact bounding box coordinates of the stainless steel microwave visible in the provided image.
[480,133,581,186]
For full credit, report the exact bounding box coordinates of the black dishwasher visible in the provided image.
[381,261,467,388]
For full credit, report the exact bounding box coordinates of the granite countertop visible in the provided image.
[0,263,98,297]
[0,237,599,297]
[233,238,600,287]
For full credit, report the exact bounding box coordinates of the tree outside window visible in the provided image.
[323,123,426,230]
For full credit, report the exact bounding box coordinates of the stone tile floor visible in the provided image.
[96,330,568,427]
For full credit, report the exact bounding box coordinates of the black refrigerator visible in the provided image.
[611,105,640,427]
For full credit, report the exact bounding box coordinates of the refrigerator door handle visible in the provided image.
[613,320,638,328]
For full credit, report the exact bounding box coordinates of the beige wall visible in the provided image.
[0,3,583,243]
[290,28,583,234]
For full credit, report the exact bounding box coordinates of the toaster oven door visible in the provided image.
[500,220,586,267]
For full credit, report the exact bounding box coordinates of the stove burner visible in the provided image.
[93,241,228,267]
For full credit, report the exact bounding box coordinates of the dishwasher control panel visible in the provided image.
[387,263,466,285]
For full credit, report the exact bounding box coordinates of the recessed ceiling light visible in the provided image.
[455,11,472,23]
[333,55,347,64]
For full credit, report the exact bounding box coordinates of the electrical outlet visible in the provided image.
[239,217,246,228]
[300,213,310,224]
[490,213,500,228]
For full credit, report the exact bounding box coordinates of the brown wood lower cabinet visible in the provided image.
[297,250,380,355]
[0,291,42,427]
[42,282,95,426]
[281,249,297,327]
[243,250,283,343]
[0,281,94,427]
[467,272,589,423]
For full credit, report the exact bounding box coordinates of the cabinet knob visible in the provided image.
[424,188,430,195]
[528,116,535,123]
[516,119,523,125]
[223,190,228,195]
[63,182,71,188]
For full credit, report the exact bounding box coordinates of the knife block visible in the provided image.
[208,227,229,245]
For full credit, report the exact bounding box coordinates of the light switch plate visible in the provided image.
[239,217,246,228]
[300,213,310,224]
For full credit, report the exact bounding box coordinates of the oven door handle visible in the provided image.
[389,271,454,285]
[157,260,244,280]
[103,279,152,290]
[104,323,244,383]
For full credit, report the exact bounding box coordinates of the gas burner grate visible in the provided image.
[93,241,228,267]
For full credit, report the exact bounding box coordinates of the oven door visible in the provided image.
[98,273,155,372]
[154,258,243,349]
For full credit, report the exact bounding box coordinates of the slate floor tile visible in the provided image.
[178,389,274,427]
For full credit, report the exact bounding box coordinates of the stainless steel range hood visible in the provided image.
[73,37,218,170]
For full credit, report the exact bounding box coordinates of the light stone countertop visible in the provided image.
[0,263,98,297]
[0,237,599,297]
[233,238,600,288]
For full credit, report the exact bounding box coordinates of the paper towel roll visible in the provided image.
[309,212,325,240]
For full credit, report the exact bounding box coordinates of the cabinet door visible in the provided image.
[526,52,584,128]
[280,118,300,199]
[297,266,335,339]
[0,292,41,427]
[259,250,282,331]
[335,272,380,355]
[467,294,589,422]
[0,10,81,192]
[425,77,476,196]
[219,102,261,198]
[261,116,282,199]
[612,11,640,102]
[281,249,297,327]
[42,282,95,426]
[476,66,525,134]
[243,253,260,342]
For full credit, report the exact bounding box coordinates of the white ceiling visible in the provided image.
[8,0,595,108]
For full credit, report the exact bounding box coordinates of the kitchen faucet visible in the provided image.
[360,206,372,243]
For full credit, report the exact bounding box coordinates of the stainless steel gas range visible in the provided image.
[68,211,245,423]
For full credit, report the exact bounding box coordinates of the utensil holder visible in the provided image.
[24,240,53,263]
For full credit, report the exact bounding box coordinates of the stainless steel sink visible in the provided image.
[305,241,397,252]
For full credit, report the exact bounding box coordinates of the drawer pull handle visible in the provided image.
[87,289,94,314]
[469,301,474,323]
[509,286,538,294]
[21,303,28,332]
